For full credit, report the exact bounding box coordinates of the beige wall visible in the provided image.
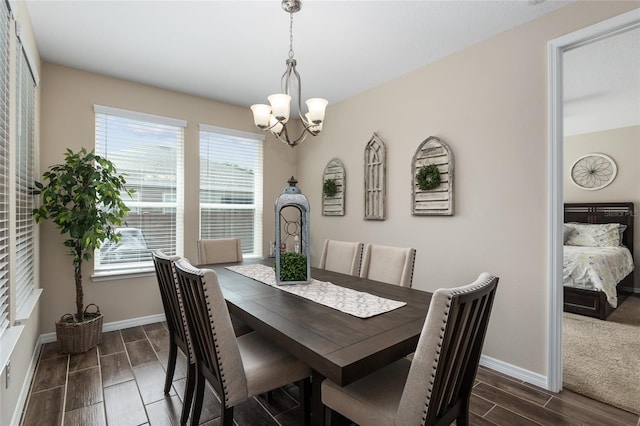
[39,63,298,334]
[564,125,640,290]
[298,1,639,376]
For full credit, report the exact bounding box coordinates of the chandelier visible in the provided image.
[250,0,328,148]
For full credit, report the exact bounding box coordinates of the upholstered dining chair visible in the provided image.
[173,258,312,426]
[197,237,243,265]
[359,243,416,287]
[319,239,364,276]
[322,273,498,426]
[151,250,195,426]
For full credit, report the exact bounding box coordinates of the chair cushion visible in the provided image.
[322,358,411,426]
[238,332,311,398]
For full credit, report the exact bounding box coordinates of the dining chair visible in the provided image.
[197,237,243,265]
[173,258,312,426]
[319,239,364,276]
[359,243,416,287]
[197,237,252,336]
[151,250,196,426]
[322,272,498,426]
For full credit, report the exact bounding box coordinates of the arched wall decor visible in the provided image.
[411,136,454,216]
[322,158,346,216]
[364,133,387,220]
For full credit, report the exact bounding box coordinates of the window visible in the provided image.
[199,125,264,258]
[15,44,36,313]
[0,0,9,338]
[94,105,185,275]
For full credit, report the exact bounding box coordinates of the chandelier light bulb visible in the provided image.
[268,94,291,123]
[250,104,271,129]
[305,98,328,124]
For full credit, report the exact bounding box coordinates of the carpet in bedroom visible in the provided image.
[563,295,640,415]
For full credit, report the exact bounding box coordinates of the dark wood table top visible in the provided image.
[206,259,432,387]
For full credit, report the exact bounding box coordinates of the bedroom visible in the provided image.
[560,24,639,414]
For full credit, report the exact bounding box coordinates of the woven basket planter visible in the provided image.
[56,304,104,354]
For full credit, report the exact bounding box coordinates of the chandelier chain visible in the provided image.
[288,12,294,60]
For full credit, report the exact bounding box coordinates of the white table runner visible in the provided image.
[226,264,406,319]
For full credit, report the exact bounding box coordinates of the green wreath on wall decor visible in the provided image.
[323,178,338,197]
[416,164,441,191]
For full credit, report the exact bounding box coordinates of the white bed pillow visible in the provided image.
[564,222,624,247]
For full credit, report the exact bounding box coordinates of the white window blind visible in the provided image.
[199,125,264,258]
[0,0,10,338]
[94,105,185,274]
[15,44,36,312]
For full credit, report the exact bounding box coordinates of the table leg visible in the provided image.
[312,370,325,426]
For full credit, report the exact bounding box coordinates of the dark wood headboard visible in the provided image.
[564,202,635,256]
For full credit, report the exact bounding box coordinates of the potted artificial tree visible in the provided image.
[32,148,134,353]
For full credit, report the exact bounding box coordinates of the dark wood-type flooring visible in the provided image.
[20,322,640,426]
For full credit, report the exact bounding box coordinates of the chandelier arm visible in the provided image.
[291,65,307,123]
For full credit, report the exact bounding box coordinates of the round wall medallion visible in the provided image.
[570,153,617,190]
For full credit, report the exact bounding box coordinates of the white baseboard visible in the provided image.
[39,313,167,344]
[480,354,549,390]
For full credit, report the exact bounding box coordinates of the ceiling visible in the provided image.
[564,26,640,136]
[26,0,576,110]
[25,1,640,135]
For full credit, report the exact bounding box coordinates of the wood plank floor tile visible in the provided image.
[157,349,188,381]
[145,395,183,426]
[470,393,496,417]
[469,411,498,426]
[39,342,67,361]
[20,321,640,426]
[99,331,124,356]
[483,405,540,426]
[101,352,134,387]
[545,396,633,426]
[554,389,640,426]
[31,357,68,392]
[103,380,148,426]
[21,387,64,426]
[65,366,103,411]
[69,346,98,372]
[143,322,167,332]
[120,326,147,342]
[125,339,158,367]
[475,368,552,406]
[473,382,581,426]
[145,327,170,352]
[64,402,107,426]
[133,361,176,405]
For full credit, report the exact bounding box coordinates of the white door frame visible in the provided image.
[547,8,640,393]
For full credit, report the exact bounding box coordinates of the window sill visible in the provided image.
[91,267,155,282]
[15,288,44,325]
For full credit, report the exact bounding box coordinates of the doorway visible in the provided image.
[547,9,640,393]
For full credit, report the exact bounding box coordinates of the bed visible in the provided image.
[563,202,635,320]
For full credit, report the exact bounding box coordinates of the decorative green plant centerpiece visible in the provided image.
[32,148,134,353]
[416,164,441,191]
[323,178,338,197]
[278,252,308,282]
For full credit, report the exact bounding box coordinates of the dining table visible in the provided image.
[203,258,432,425]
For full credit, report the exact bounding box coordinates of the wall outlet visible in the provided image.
[5,359,9,389]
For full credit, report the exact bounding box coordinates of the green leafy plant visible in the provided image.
[279,252,308,281]
[32,148,134,321]
[323,178,338,197]
[416,164,441,191]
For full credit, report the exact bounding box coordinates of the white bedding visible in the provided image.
[563,245,634,308]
